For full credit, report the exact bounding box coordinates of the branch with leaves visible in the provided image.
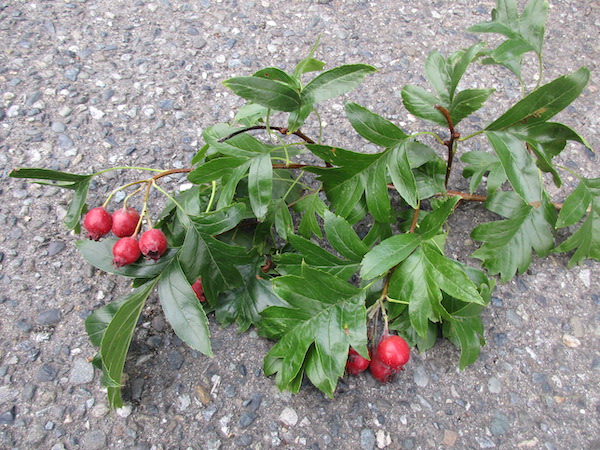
[9,0,598,407]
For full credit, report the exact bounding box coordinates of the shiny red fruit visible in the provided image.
[139,229,168,260]
[369,351,395,383]
[83,207,112,240]
[112,237,141,267]
[377,334,410,370]
[192,278,206,303]
[111,207,140,238]
[346,348,370,375]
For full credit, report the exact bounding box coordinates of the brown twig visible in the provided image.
[387,184,591,212]
[435,105,460,188]
[217,125,316,144]
[409,206,420,233]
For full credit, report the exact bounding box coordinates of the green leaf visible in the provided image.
[554,204,600,267]
[204,124,273,158]
[307,145,396,222]
[9,168,93,231]
[401,85,446,127]
[556,179,596,228]
[387,247,444,337]
[293,57,326,78]
[468,0,548,55]
[232,103,269,126]
[86,280,156,348]
[191,203,246,236]
[9,167,91,183]
[461,151,507,194]
[362,221,392,249]
[448,42,486,99]
[217,163,252,209]
[176,223,252,303]
[64,179,91,230]
[274,201,294,240]
[519,0,549,54]
[187,156,248,184]
[293,37,324,79]
[323,210,369,262]
[471,195,556,281]
[293,192,327,239]
[223,76,301,112]
[360,233,420,280]
[99,279,158,408]
[506,121,593,188]
[554,178,600,266]
[486,68,590,131]
[417,196,460,240]
[253,67,299,89]
[388,142,419,209]
[302,64,376,104]
[287,102,313,133]
[215,260,287,332]
[421,244,485,306]
[486,130,542,203]
[158,260,212,356]
[76,239,177,278]
[442,316,485,369]
[424,51,451,102]
[248,152,273,221]
[261,265,366,397]
[450,89,494,126]
[276,234,360,280]
[365,156,391,222]
[345,102,408,148]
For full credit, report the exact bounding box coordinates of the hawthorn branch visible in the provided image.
[217,125,316,145]
[435,105,460,188]
[409,205,420,233]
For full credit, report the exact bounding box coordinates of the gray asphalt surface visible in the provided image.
[1,1,599,449]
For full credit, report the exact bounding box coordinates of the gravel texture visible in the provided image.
[1,0,599,449]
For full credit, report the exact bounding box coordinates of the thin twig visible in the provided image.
[217,125,316,144]
[435,105,460,188]
[409,206,420,233]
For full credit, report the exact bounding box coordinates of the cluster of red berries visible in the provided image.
[83,207,168,267]
[346,334,410,383]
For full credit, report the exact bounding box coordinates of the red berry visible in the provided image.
[369,351,395,383]
[111,207,140,238]
[376,334,410,370]
[138,229,168,260]
[192,278,206,303]
[112,237,141,267]
[83,207,112,240]
[346,348,370,375]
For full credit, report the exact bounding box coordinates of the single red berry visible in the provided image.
[346,347,370,375]
[111,207,140,238]
[192,278,206,303]
[112,237,141,267]
[83,207,112,240]
[369,351,395,383]
[138,228,168,260]
[376,334,410,371]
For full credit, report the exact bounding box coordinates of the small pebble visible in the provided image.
[238,411,257,428]
[360,428,375,450]
[36,308,62,326]
[562,334,581,348]
[38,363,58,382]
[279,407,298,427]
[167,350,184,370]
